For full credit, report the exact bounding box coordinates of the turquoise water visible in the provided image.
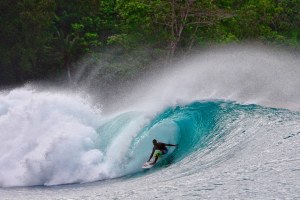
[119,100,300,177]
[1,46,300,199]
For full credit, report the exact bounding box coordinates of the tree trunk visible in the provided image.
[167,0,192,62]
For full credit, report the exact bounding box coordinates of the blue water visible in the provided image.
[1,46,300,199]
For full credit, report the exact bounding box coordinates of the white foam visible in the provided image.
[0,87,156,187]
[0,88,103,186]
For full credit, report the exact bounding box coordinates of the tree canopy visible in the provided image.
[0,0,299,85]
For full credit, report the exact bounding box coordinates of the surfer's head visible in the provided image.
[152,139,157,145]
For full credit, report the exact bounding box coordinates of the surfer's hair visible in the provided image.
[152,139,157,144]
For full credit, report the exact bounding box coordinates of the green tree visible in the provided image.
[52,0,105,81]
[18,0,56,79]
[0,0,21,84]
[276,0,300,47]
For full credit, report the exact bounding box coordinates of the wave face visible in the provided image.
[0,88,299,189]
[0,46,300,199]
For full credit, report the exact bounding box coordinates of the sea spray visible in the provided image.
[75,45,300,113]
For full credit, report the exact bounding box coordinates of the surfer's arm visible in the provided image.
[166,144,177,146]
[148,148,155,161]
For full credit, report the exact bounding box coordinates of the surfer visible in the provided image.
[148,139,177,165]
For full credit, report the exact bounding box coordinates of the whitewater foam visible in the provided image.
[0,88,103,186]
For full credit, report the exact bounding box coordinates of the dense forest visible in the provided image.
[0,0,299,85]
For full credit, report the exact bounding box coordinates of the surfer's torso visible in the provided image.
[153,142,168,151]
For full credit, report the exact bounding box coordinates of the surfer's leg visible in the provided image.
[154,150,162,158]
[152,155,159,164]
[151,150,161,165]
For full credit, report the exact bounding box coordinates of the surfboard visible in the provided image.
[142,161,155,169]
[142,150,163,169]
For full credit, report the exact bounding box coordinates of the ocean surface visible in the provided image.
[0,46,299,199]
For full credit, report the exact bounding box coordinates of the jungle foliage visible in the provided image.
[0,0,299,85]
